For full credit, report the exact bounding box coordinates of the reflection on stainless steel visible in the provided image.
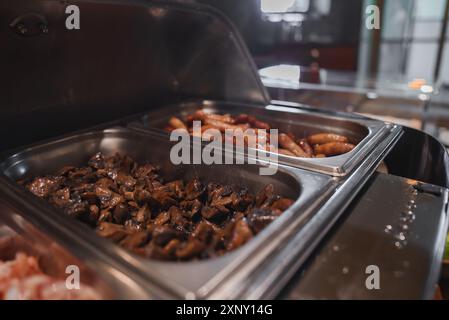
[259,64,302,89]
[129,100,401,176]
[282,173,449,300]
[260,65,434,100]
[385,126,449,188]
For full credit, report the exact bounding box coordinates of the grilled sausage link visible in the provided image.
[279,133,310,158]
[234,114,271,130]
[314,142,355,156]
[203,118,249,132]
[205,113,235,124]
[277,148,296,157]
[307,133,349,145]
[168,117,188,131]
[189,110,234,124]
[298,139,314,156]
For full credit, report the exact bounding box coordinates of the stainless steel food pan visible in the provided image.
[128,100,402,176]
[0,127,338,299]
[0,203,150,299]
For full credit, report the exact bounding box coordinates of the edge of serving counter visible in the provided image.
[280,172,449,300]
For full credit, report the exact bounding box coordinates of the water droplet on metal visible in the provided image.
[395,232,406,241]
[395,241,404,249]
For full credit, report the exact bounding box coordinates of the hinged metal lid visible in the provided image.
[0,0,269,150]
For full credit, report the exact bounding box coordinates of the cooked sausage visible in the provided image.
[298,139,314,156]
[190,110,207,121]
[248,116,270,130]
[286,132,296,141]
[168,117,188,131]
[307,133,349,145]
[279,133,310,158]
[190,124,217,140]
[233,114,250,124]
[206,113,234,124]
[277,148,296,157]
[190,110,234,124]
[314,142,355,156]
[203,118,249,132]
[167,109,358,159]
[234,114,270,130]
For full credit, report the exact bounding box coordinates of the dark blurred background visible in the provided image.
[196,0,362,70]
[191,0,449,84]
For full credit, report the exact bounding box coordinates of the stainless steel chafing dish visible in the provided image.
[0,0,448,299]
[0,126,400,298]
[129,100,402,176]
